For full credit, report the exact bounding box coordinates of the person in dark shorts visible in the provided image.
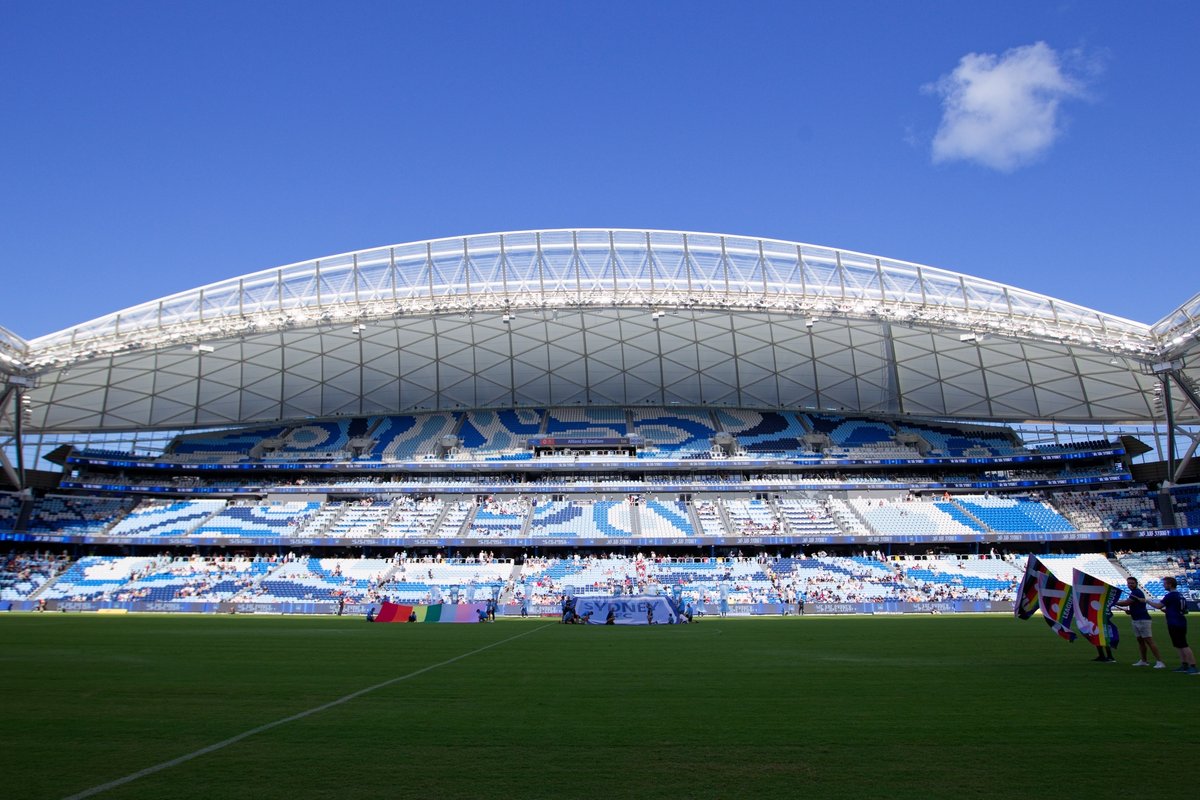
[1146,577,1196,674]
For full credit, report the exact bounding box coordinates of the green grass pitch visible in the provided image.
[0,613,1192,799]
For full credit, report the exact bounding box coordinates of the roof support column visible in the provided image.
[1172,434,1199,486]
[1161,375,1177,485]
[880,321,903,415]
[0,384,25,490]
[1166,369,1200,484]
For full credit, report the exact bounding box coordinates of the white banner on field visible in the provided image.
[573,594,679,625]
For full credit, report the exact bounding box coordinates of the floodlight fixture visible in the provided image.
[1151,359,1184,374]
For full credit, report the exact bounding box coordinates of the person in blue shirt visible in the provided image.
[1116,576,1166,668]
[1146,577,1196,674]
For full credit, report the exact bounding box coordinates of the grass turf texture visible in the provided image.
[0,614,1192,799]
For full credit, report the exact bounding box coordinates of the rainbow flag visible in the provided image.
[373,602,486,623]
[1035,568,1076,641]
[1013,554,1043,620]
[1071,569,1122,648]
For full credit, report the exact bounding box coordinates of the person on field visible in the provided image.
[1115,576,1166,668]
[1145,577,1197,674]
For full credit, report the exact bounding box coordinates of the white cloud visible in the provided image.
[926,42,1087,172]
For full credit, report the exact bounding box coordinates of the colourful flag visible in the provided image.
[1071,569,1122,648]
[1013,554,1042,620]
[373,601,486,623]
[1036,567,1076,641]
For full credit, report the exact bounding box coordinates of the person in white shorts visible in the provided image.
[1116,576,1165,668]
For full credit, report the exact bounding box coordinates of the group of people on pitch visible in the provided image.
[1099,576,1196,674]
[475,597,499,623]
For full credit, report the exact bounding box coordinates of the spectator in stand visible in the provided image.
[1116,576,1166,668]
[1145,577,1196,674]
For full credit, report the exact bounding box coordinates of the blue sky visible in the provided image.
[1,1,1197,339]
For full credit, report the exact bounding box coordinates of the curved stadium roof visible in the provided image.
[3,229,1198,433]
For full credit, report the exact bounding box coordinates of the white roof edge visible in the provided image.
[27,228,1155,346]
[0,323,28,351]
[1151,289,1200,332]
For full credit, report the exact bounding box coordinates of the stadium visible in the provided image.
[1,228,1198,615]
[4,229,1199,799]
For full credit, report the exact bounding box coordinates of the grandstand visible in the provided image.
[0,229,1197,614]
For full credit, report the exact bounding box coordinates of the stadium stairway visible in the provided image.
[942,500,990,532]
[497,562,524,603]
[26,570,66,600]
[686,501,720,538]
[841,499,876,534]
[406,501,454,538]
[293,504,347,538]
[629,504,643,537]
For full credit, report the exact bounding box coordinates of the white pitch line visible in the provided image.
[63,623,553,800]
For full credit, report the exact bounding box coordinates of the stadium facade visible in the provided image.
[0,230,1197,616]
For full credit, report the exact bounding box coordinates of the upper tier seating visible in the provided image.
[1052,490,1160,531]
[106,499,228,537]
[368,413,458,460]
[459,409,544,455]
[24,496,134,535]
[1170,485,1200,527]
[713,409,809,455]
[432,501,473,537]
[376,497,446,538]
[692,500,728,536]
[955,496,1075,532]
[190,502,323,538]
[528,500,635,538]
[169,425,287,462]
[893,421,1020,457]
[320,501,394,539]
[266,418,371,460]
[850,498,982,537]
[631,408,716,456]
[724,499,781,536]
[544,407,628,438]
[804,414,894,449]
[777,498,843,537]
[469,497,530,537]
[639,499,695,537]
[0,494,21,532]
